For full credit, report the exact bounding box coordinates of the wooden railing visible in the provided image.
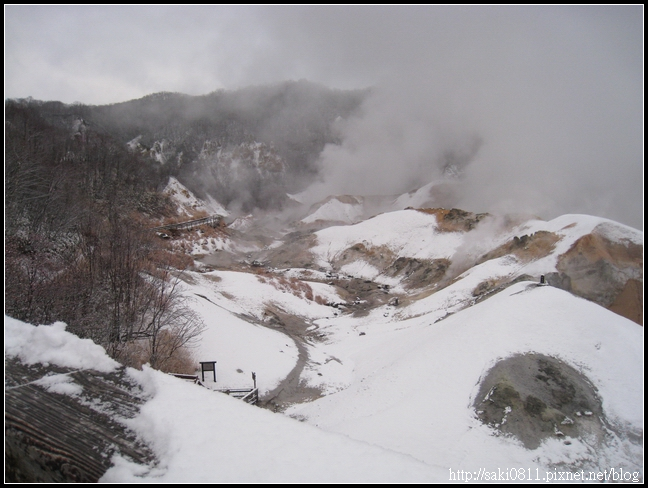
[168,374,258,405]
[216,388,259,405]
[151,214,223,232]
[240,388,259,405]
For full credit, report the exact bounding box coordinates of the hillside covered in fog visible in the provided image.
[8,81,367,212]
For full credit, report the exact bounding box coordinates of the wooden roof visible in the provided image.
[5,358,156,482]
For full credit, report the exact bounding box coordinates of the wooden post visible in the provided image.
[252,372,257,389]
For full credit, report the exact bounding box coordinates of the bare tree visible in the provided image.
[128,269,205,371]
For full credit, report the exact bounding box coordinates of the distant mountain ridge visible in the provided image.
[60,81,367,211]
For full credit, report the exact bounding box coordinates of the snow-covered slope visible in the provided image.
[286,282,643,475]
[297,178,462,226]
[311,208,464,265]
[391,179,459,210]
[311,210,640,277]
[5,203,643,482]
[173,269,342,394]
[5,316,447,483]
[163,176,228,217]
[305,209,642,315]
[301,195,365,225]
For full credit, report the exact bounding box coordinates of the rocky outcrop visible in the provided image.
[473,222,642,325]
[608,279,643,326]
[414,207,489,232]
[473,353,629,450]
[556,226,643,325]
[479,230,561,264]
[383,257,450,289]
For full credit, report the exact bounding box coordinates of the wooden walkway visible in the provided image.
[151,214,223,232]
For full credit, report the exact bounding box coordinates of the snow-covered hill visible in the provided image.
[5,200,643,482]
[300,195,366,225]
[285,282,642,475]
[5,275,642,481]
[255,207,642,323]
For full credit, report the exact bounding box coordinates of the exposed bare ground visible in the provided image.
[608,279,643,325]
[557,231,643,325]
[414,207,489,232]
[473,353,642,456]
[255,307,327,411]
[479,230,561,264]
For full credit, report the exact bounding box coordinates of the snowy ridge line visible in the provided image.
[406,260,545,323]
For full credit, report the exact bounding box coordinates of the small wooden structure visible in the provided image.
[200,361,217,382]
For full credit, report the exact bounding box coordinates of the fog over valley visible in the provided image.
[5,5,643,229]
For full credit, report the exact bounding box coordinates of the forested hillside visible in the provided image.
[5,98,197,371]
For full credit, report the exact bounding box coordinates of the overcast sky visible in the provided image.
[4,6,644,229]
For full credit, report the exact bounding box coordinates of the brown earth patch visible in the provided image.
[331,278,393,317]
[413,207,489,232]
[328,239,451,291]
[556,232,643,325]
[472,278,501,297]
[384,257,450,290]
[333,243,396,273]
[559,222,577,231]
[256,232,319,269]
[479,231,561,264]
[561,232,642,267]
[608,279,643,325]
[200,273,222,283]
